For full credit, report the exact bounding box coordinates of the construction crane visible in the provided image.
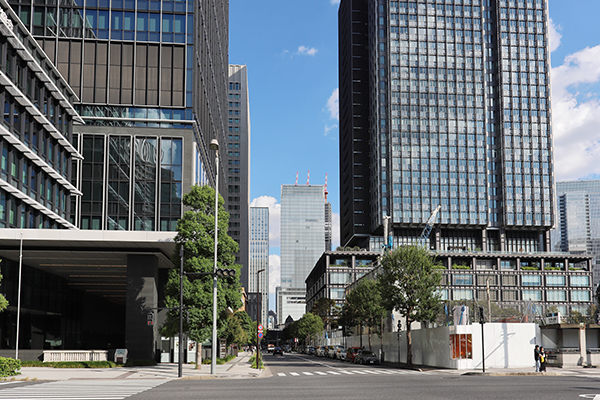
[418,205,442,249]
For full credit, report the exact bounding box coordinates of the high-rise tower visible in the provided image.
[339,0,554,252]
[249,206,268,327]
[227,64,250,291]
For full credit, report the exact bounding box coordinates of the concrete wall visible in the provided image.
[327,323,537,370]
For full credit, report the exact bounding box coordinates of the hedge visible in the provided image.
[0,357,21,377]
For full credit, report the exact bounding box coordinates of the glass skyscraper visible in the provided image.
[249,206,268,326]
[279,184,330,323]
[552,180,600,286]
[339,0,554,251]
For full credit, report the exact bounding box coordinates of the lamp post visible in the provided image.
[256,268,265,369]
[15,232,23,360]
[178,246,184,378]
[209,138,219,375]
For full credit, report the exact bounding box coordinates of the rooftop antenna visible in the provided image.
[295,172,298,186]
[324,173,329,201]
[307,170,310,185]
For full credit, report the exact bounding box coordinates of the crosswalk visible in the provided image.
[0,379,166,399]
[275,368,422,378]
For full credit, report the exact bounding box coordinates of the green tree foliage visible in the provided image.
[378,245,443,367]
[161,185,242,366]
[344,279,386,350]
[0,268,8,313]
[223,310,254,346]
[291,313,324,345]
[311,297,340,332]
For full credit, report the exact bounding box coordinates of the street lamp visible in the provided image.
[15,232,23,360]
[210,138,219,375]
[256,268,265,369]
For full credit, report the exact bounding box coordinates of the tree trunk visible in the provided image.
[406,316,413,367]
[368,325,372,351]
[195,342,202,369]
[359,324,363,348]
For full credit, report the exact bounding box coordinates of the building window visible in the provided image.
[522,290,542,301]
[522,275,541,286]
[546,290,566,302]
[453,274,473,285]
[571,290,591,302]
[570,276,590,287]
[546,275,565,286]
[453,289,473,300]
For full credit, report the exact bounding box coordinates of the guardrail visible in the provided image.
[42,350,108,362]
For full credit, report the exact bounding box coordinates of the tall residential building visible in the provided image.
[337,0,595,315]
[249,206,268,327]
[0,0,230,360]
[339,0,554,252]
[279,183,331,323]
[227,65,250,291]
[552,180,600,286]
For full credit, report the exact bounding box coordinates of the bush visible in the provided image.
[0,357,20,377]
[21,361,118,368]
[123,359,157,367]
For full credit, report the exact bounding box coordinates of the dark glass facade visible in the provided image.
[339,0,554,252]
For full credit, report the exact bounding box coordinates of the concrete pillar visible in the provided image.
[481,229,487,252]
[579,324,587,366]
[500,229,506,252]
[126,254,159,361]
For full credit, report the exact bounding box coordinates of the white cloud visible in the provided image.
[548,18,562,53]
[330,0,340,5]
[268,254,281,295]
[250,196,281,248]
[551,44,600,180]
[297,45,318,56]
[326,88,339,120]
[324,123,338,136]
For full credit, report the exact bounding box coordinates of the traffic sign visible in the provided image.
[258,324,264,332]
[258,332,263,339]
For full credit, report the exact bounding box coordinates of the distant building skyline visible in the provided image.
[552,180,600,287]
[249,206,269,327]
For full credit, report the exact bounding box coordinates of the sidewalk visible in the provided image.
[12,351,269,381]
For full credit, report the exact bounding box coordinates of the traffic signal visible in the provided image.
[215,268,236,277]
[147,311,155,326]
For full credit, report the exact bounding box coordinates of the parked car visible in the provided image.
[316,346,325,357]
[354,349,380,365]
[273,347,283,356]
[337,347,347,361]
[332,345,345,360]
[346,347,361,363]
[308,347,316,356]
[324,345,336,359]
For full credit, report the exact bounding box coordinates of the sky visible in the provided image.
[228,0,600,311]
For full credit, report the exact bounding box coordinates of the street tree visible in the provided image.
[311,297,340,333]
[162,185,242,367]
[345,278,386,350]
[378,245,443,367]
[294,313,324,345]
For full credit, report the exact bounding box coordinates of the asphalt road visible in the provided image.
[128,353,600,400]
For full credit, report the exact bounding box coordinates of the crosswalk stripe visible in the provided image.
[327,371,341,375]
[0,380,166,400]
[372,370,394,374]
[302,372,314,375]
[315,372,327,375]
[351,370,367,374]
[362,370,380,374]
[290,372,300,376]
[340,371,354,375]
[278,373,286,376]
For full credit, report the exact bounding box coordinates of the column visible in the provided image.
[126,254,159,361]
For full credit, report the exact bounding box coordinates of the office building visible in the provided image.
[0,0,230,360]
[552,180,600,286]
[279,183,330,323]
[227,65,250,292]
[249,206,268,327]
[338,0,593,314]
[305,250,379,312]
[340,0,553,251]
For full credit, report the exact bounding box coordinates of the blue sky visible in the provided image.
[228,0,600,311]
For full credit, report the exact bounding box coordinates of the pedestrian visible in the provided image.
[539,347,547,372]
[534,345,540,372]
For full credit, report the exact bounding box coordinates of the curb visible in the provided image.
[462,371,561,376]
